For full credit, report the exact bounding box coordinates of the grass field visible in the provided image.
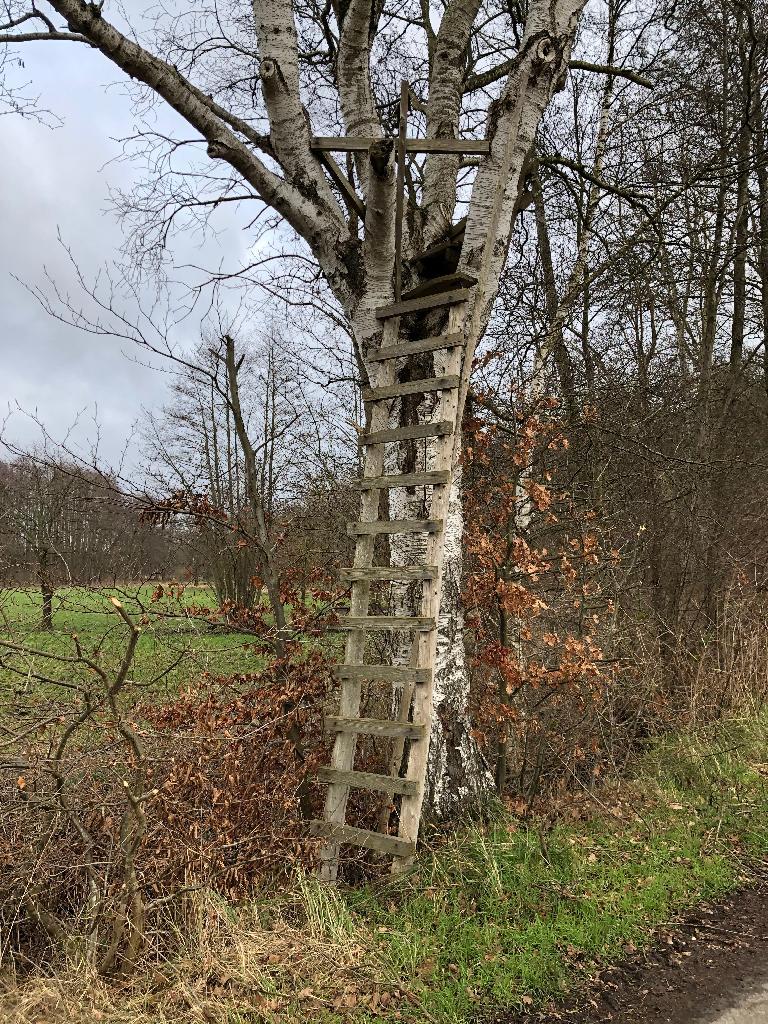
[4,589,768,1023]
[0,584,262,707]
[3,715,768,1023]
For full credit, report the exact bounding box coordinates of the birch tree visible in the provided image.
[0,0,591,811]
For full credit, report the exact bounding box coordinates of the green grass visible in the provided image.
[325,715,768,1023]
[0,584,264,706]
[1,583,216,629]
[4,588,768,1023]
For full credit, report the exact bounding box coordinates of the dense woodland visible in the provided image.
[0,0,767,1008]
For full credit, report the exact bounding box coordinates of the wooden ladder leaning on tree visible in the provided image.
[309,83,484,880]
[310,283,476,879]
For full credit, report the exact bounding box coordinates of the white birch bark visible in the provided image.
[421,0,483,246]
[426,461,495,813]
[337,0,384,194]
[419,0,587,811]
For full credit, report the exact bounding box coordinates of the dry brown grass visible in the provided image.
[0,880,406,1024]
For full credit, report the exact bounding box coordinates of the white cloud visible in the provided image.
[0,42,248,470]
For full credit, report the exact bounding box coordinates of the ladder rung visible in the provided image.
[325,716,426,740]
[347,519,442,536]
[310,137,489,156]
[363,421,453,445]
[317,766,419,796]
[375,288,473,320]
[309,819,416,858]
[340,566,438,582]
[368,333,463,363]
[355,470,450,490]
[333,664,432,683]
[363,375,460,402]
[400,271,478,302]
[338,615,436,631]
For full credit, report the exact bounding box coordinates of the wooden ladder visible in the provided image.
[310,278,474,879]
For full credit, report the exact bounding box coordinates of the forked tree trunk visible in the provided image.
[7,0,588,825]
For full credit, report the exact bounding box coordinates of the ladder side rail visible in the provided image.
[318,317,399,881]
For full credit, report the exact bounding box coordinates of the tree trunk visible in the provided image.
[38,549,54,631]
[531,165,578,419]
[427,467,494,816]
[383,381,493,817]
[208,538,258,610]
[753,82,768,395]
[729,29,752,372]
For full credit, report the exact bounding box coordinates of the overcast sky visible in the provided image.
[0,41,249,471]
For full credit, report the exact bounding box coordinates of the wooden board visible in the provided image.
[411,217,468,266]
[339,565,438,582]
[338,615,436,631]
[333,664,432,683]
[310,137,490,155]
[400,271,478,301]
[355,470,450,490]
[367,332,463,362]
[317,766,419,796]
[316,150,366,219]
[347,519,442,536]
[309,819,416,858]
[410,138,490,154]
[363,420,453,445]
[325,716,426,740]
[375,288,472,320]
[310,136,381,151]
[363,375,460,402]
